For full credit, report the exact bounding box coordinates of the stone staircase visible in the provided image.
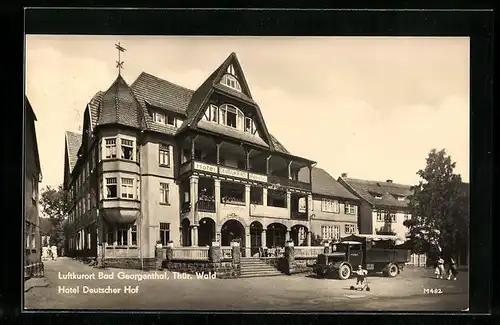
[239,258,284,278]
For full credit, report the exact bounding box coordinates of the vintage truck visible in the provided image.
[312,234,410,280]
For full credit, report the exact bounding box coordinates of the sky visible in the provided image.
[25,35,470,191]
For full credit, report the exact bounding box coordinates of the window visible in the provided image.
[321,225,340,241]
[98,141,102,161]
[166,115,175,126]
[384,211,396,223]
[88,193,91,209]
[105,177,117,198]
[105,138,117,159]
[154,111,165,124]
[136,179,141,200]
[376,210,384,222]
[159,144,170,167]
[344,203,357,215]
[227,64,236,75]
[370,191,383,199]
[160,183,169,204]
[121,178,134,199]
[117,225,128,246]
[226,109,237,127]
[106,227,114,245]
[99,180,103,200]
[87,229,91,249]
[321,199,339,213]
[210,105,218,122]
[245,117,253,133]
[345,224,357,234]
[396,195,406,201]
[86,161,89,177]
[159,223,170,245]
[404,212,411,220]
[131,225,137,246]
[121,139,134,160]
[220,74,242,91]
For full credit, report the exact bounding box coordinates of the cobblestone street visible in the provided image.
[24,257,468,311]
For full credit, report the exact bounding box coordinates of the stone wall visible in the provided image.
[160,243,241,279]
[101,258,156,270]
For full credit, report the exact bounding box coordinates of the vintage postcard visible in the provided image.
[24,35,470,311]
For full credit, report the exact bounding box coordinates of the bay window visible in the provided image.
[121,178,134,199]
[121,139,134,160]
[105,138,117,159]
[105,177,117,198]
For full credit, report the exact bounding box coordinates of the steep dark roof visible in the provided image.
[65,131,82,171]
[77,53,300,159]
[25,97,42,175]
[298,167,359,200]
[269,134,289,154]
[88,91,103,129]
[197,120,269,148]
[339,176,412,208]
[97,74,145,129]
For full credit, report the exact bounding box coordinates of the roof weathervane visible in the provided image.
[115,42,126,74]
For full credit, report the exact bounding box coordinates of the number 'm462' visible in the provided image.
[424,288,443,294]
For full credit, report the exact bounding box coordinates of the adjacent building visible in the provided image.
[337,174,412,241]
[299,167,360,242]
[63,52,318,260]
[24,97,42,265]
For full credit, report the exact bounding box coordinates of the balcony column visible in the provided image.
[307,231,312,246]
[285,229,290,242]
[190,135,198,160]
[262,188,268,206]
[245,226,251,257]
[261,229,267,248]
[286,190,291,215]
[242,146,252,171]
[288,160,293,180]
[308,164,313,184]
[190,175,199,224]
[214,179,221,220]
[215,140,222,165]
[191,225,198,247]
[266,155,271,175]
[179,227,183,247]
[307,194,313,221]
[245,184,251,207]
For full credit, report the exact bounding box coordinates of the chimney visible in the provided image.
[386,179,393,183]
[341,173,347,177]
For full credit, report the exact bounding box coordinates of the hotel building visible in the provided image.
[63,52,326,259]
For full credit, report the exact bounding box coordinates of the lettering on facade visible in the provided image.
[193,162,218,174]
[248,173,267,183]
[219,167,248,179]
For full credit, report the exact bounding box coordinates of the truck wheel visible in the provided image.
[387,263,399,277]
[338,264,351,280]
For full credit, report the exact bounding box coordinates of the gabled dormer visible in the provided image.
[181,52,274,149]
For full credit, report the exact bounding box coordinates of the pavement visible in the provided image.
[24,257,469,311]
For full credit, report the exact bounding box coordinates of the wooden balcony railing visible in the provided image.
[290,211,308,220]
[180,160,312,191]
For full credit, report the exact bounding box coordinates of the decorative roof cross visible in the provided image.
[115,42,126,75]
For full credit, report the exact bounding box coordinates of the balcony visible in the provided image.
[180,160,311,191]
[291,211,308,220]
[181,199,216,213]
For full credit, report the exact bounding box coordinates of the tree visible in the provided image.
[39,184,68,254]
[404,149,468,260]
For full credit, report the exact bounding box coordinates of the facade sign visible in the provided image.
[248,173,267,183]
[219,167,248,179]
[193,161,218,174]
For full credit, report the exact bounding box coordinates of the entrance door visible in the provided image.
[250,226,262,257]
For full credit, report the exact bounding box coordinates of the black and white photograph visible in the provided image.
[24,35,470,311]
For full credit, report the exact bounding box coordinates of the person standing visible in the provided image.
[447,257,459,280]
[437,257,445,279]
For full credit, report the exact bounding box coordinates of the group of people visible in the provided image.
[435,256,459,280]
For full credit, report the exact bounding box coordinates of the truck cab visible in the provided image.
[312,234,410,280]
